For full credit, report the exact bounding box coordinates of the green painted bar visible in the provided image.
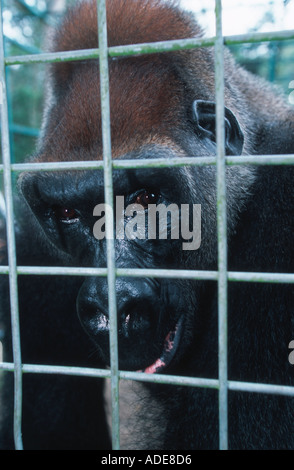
[1,265,294,285]
[4,29,294,67]
[1,361,294,399]
[0,1,23,451]
[215,0,228,451]
[0,153,294,176]
[7,123,40,137]
[5,48,100,66]
[96,0,120,451]
[0,362,219,389]
[228,381,294,397]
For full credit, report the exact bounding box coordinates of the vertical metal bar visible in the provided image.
[0,0,23,450]
[96,0,120,450]
[214,0,228,450]
[4,67,15,163]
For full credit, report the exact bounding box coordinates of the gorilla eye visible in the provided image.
[53,206,79,224]
[136,191,159,209]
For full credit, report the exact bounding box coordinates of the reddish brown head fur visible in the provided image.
[38,0,216,162]
[53,0,202,51]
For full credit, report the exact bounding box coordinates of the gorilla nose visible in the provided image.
[77,276,158,340]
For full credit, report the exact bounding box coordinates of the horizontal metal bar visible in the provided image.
[227,155,294,166]
[113,154,294,168]
[1,266,294,283]
[4,29,294,67]
[228,272,294,283]
[0,361,218,388]
[224,29,294,46]
[109,37,216,56]
[7,161,105,172]
[118,371,219,388]
[109,30,294,56]
[0,361,111,378]
[5,48,100,67]
[0,265,216,279]
[0,154,294,175]
[228,381,294,397]
[1,361,294,397]
[8,123,40,137]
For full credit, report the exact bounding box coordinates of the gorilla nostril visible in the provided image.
[120,302,154,337]
[77,294,109,336]
[77,277,158,341]
[88,312,109,334]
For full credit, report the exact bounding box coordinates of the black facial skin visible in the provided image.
[21,170,180,370]
[19,104,244,373]
[19,157,201,372]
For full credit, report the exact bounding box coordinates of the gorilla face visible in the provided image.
[19,148,201,372]
[19,114,252,373]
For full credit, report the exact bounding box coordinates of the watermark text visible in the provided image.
[93,196,201,251]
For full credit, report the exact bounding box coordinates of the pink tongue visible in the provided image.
[144,358,166,374]
[139,326,179,374]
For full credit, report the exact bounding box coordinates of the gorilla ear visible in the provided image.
[192,100,244,156]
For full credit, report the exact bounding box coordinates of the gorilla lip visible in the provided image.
[138,316,184,374]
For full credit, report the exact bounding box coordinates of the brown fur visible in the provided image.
[37,0,218,162]
[53,0,202,52]
[35,0,294,165]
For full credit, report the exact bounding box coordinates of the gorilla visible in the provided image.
[0,0,294,450]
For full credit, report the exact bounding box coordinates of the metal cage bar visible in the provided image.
[1,360,294,396]
[96,0,120,450]
[3,29,294,67]
[0,1,23,451]
[1,265,294,284]
[0,0,294,451]
[1,154,294,177]
[214,0,228,450]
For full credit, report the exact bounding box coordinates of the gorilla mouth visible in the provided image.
[84,309,184,373]
[138,316,184,374]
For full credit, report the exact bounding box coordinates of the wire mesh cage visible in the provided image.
[0,0,294,451]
